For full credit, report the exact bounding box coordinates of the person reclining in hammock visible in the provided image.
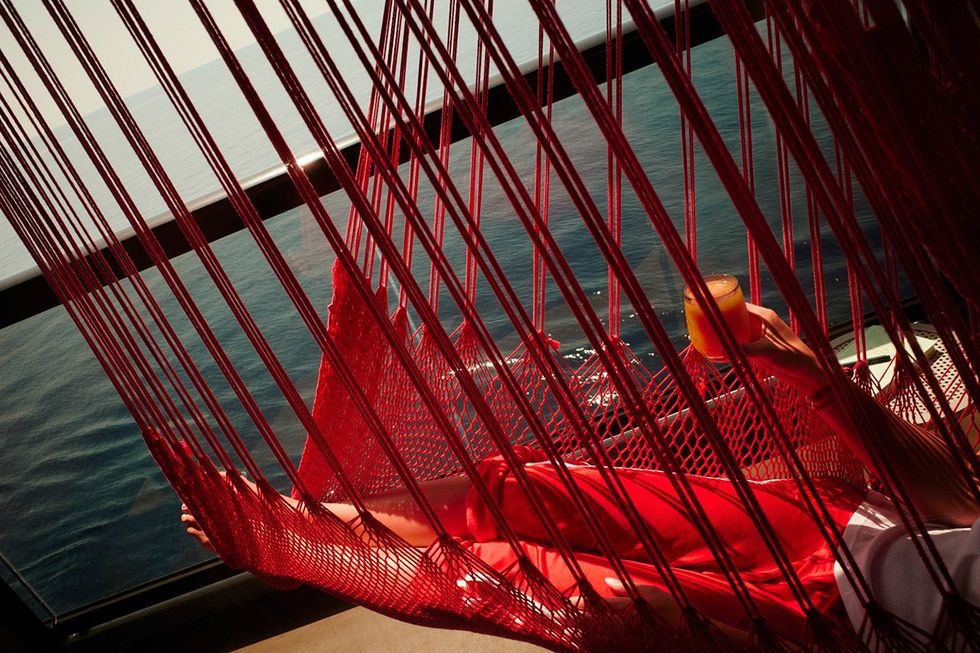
[182,304,979,644]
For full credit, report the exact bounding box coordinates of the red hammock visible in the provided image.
[1,0,978,651]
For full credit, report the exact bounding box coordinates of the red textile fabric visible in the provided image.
[293,261,392,500]
[465,446,865,636]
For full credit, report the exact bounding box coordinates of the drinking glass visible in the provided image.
[683,274,751,360]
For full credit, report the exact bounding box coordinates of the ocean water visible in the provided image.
[0,6,883,617]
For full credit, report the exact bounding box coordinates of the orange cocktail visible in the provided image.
[683,274,751,360]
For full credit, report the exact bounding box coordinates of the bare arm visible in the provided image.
[742,304,978,527]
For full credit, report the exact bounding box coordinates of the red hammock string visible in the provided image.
[231,2,674,617]
[532,5,554,333]
[606,0,623,337]
[536,7,896,636]
[440,0,854,628]
[813,0,980,361]
[2,0,977,650]
[376,7,414,290]
[709,0,978,599]
[767,0,980,482]
[0,75,212,452]
[766,17,798,332]
[322,0,801,629]
[794,66,827,333]
[734,51,761,306]
[301,0,699,609]
[0,0,291,484]
[676,0,696,262]
[464,0,492,305]
[623,0,948,609]
[716,0,976,478]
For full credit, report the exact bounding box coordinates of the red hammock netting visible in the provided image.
[1,0,978,651]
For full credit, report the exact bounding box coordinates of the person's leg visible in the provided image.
[183,471,475,550]
[351,474,473,545]
[477,461,861,571]
[183,455,861,568]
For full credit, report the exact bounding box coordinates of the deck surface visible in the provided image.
[234,605,547,653]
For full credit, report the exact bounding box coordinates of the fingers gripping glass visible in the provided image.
[683,274,752,361]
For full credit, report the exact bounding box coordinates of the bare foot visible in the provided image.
[179,471,246,552]
[181,503,213,551]
[179,471,301,552]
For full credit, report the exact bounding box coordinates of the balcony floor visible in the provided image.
[58,574,549,653]
[235,605,547,653]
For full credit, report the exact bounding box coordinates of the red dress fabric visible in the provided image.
[464,446,865,636]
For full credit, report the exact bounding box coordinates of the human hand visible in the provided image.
[602,577,680,621]
[569,578,679,620]
[740,304,829,397]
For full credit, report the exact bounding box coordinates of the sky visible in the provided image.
[0,0,335,126]
[0,0,634,125]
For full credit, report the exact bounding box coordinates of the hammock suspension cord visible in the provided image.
[1,0,978,650]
